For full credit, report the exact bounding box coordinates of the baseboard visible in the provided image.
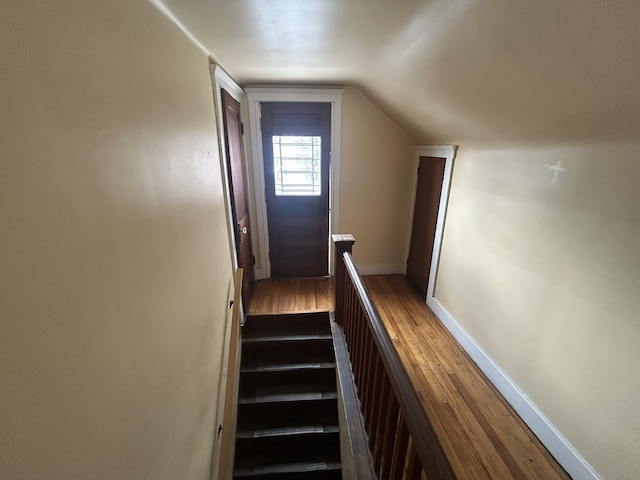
[356,263,406,276]
[426,296,601,480]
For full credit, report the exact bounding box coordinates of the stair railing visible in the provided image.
[333,235,457,480]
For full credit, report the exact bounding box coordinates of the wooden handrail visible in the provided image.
[333,235,456,480]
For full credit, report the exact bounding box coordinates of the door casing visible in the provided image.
[245,87,344,279]
[404,145,457,303]
[222,89,255,302]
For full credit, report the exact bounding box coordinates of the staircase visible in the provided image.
[234,312,343,479]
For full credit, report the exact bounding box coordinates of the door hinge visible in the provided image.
[240,122,244,135]
[234,223,241,245]
[417,166,420,175]
[252,255,256,265]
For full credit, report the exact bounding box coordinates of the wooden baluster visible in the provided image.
[332,234,355,325]
[344,281,353,342]
[363,334,377,432]
[356,308,367,398]
[369,355,384,452]
[352,302,361,383]
[362,326,372,432]
[406,440,423,480]
[373,372,391,473]
[390,417,410,480]
[352,298,364,392]
[380,395,400,480]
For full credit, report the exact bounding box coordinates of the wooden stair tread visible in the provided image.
[239,391,338,404]
[236,398,338,432]
[234,460,341,477]
[241,361,335,373]
[237,425,340,439]
[243,333,332,343]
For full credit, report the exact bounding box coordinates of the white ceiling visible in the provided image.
[157,0,640,144]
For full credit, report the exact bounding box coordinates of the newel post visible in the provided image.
[332,234,356,325]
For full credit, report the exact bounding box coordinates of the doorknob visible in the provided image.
[241,226,248,234]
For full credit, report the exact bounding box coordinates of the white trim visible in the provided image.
[212,66,244,100]
[210,65,258,291]
[244,86,345,279]
[210,277,237,480]
[355,264,406,276]
[245,96,271,280]
[409,145,457,301]
[426,297,601,480]
[210,65,242,272]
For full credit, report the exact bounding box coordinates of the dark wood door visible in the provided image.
[222,89,254,306]
[406,156,446,296]
[261,102,331,277]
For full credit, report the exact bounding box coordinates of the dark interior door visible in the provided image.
[221,89,255,306]
[261,102,331,277]
[406,156,446,296]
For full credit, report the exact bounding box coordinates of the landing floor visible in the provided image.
[248,275,569,480]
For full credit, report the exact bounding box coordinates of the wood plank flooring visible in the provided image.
[248,275,570,480]
[249,277,333,315]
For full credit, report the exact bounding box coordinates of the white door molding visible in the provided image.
[245,86,344,279]
[209,64,246,272]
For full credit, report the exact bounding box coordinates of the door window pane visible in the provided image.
[272,135,321,196]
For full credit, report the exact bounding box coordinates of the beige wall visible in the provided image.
[339,88,415,270]
[0,2,233,479]
[436,143,640,479]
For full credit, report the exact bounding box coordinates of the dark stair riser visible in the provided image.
[235,432,341,468]
[240,339,335,370]
[237,398,339,433]
[239,368,337,401]
[243,313,332,338]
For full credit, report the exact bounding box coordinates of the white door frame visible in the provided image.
[245,86,344,279]
[209,64,250,272]
[404,145,457,303]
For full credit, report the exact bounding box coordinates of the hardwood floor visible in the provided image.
[249,277,334,315]
[248,275,570,480]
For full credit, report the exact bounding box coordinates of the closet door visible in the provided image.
[407,156,446,296]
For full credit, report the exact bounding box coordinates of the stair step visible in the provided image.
[241,338,335,370]
[237,398,338,432]
[241,361,335,373]
[243,333,332,343]
[237,424,340,439]
[235,431,341,469]
[243,312,331,339]
[239,391,338,404]
[234,460,342,478]
[239,367,336,396]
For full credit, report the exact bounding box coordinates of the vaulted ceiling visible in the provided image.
[157,0,640,145]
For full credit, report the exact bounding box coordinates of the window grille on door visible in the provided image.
[272,135,322,196]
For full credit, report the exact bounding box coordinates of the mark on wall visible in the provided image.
[546,160,566,184]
